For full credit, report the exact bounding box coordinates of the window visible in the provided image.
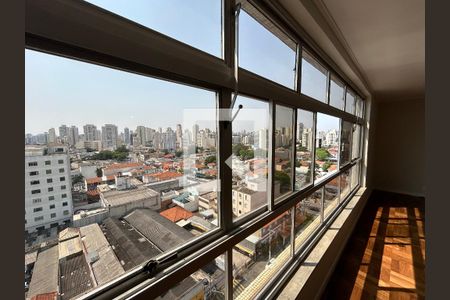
[352,124,362,160]
[356,97,364,118]
[63,210,70,216]
[50,204,55,209]
[30,180,40,185]
[48,196,55,201]
[274,105,294,201]
[239,5,297,89]
[301,51,328,102]
[31,189,41,195]
[59,168,65,173]
[85,0,222,57]
[46,169,52,174]
[233,210,292,298]
[329,75,345,110]
[340,169,351,201]
[324,178,339,219]
[45,160,51,165]
[61,185,66,190]
[28,161,38,167]
[294,193,321,252]
[345,89,356,114]
[351,163,360,190]
[61,194,67,199]
[32,198,41,204]
[232,95,269,220]
[295,109,314,190]
[33,207,43,213]
[50,213,56,218]
[34,216,44,222]
[58,159,64,164]
[47,178,53,183]
[48,187,53,192]
[59,177,65,182]
[315,113,340,181]
[29,171,39,176]
[62,202,68,206]
[340,121,353,166]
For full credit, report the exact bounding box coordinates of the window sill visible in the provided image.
[276,187,370,299]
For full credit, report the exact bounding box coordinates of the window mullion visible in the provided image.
[269,101,276,210]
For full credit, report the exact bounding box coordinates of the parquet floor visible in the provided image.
[322,190,425,300]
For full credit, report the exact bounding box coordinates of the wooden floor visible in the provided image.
[322,190,425,300]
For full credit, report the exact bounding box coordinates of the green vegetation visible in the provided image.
[297,145,308,152]
[96,167,103,178]
[204,155,217,165]
[72,174,84,185]
[233,143,254,160]
[316,148,330,161]
[275,171,291,187]
[175,150,183,158]
[322,162,332,171]
[89,145,129,161]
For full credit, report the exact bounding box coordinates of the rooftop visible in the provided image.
[59,254,94,300]
[160,206,193,223]
[58,236,83,260]
[27,246,59,299]
[101,185,159,207]
[124,209,194,252]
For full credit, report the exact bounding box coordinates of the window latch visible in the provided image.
[143,251,178,277]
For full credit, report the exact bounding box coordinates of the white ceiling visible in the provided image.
[279,0,425,101]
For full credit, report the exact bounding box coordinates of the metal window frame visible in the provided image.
[24,0,369,299]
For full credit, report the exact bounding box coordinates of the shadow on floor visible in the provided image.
[321,190,425,300]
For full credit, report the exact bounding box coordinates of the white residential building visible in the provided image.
[101,124,118,150]
[25,145,73,233]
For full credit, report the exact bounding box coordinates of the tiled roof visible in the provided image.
[30,292,58,300]
[104,162,142,170]
[145,171,182,181]
[86,177,102,184]
[160,206,193,223]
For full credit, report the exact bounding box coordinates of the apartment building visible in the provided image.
[25,145,73,232]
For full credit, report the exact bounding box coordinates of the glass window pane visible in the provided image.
[340,169,351,201]
[295,109,314,190]
[233,210,292,298]
[274,105,294,200]
[356,97,364,118]
[157,254,226,300]
[232,95,269,220]
[351,163,360,190]
[315,113,340,181]
[345,90,356,114]
[86,0,223,58]
[294,192,321,252]
[340,121,353,166]
[25,49,219,296]
[239,7,297,89]
[329,75,345,110]
[324,177,339,219]
[301,51,328,102]
[352,124,361,160]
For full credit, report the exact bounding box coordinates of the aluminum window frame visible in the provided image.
[25,0,367,299]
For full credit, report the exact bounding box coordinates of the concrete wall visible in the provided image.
[372,98,425,196]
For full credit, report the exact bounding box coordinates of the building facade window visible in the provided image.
[46,170,52,174]
[32,198,41,204]
[45,160,51,165]
[28,161,38,167]
[31,189,41,195]
[47,178,53,183]
[34,216,44,222]
[29,171,39,176]
[33,207,43,213]
[50,213,56,218]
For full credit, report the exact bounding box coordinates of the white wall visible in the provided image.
[372,98,425,196]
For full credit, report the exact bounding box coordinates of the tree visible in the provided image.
[322,162,332,172]
[204,155,217,165]
[96,167,103,177]
[275,171,291,187]
[72,174,84,184]
[316,148,330,161]
[175,150,183,158]
[239,149,254,160]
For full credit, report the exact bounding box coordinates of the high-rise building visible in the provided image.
[58,125,68,143]
[25,145,73,232]
[67,125,79,146]
[258,129,268,150]
[83,124,97,141]
[101,124,118,150]
[124,127,130,145]
[192,124,199,147]
[176,124,183,149]
[48,128,56,144]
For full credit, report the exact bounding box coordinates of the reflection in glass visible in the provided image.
[294,193,321,252]
[324,177,339,219]
[352,124,361,160]
[345,90,356,114]
[340,121,353,166]
[340,169,351,201]
[356,97,364,118]
[301,51,328,102]
[232,95,269,220]
[329,75,345,110]
[239,8,297,88]
[351,163,360,190]
[315,113,340,181]
[233,211,292,298]
[157,254,226,300]
[274,105,294,200]
[295,109,314,190]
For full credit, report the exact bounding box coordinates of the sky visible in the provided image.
[25,0,338,135]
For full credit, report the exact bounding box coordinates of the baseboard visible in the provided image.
[374,187,425,198]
